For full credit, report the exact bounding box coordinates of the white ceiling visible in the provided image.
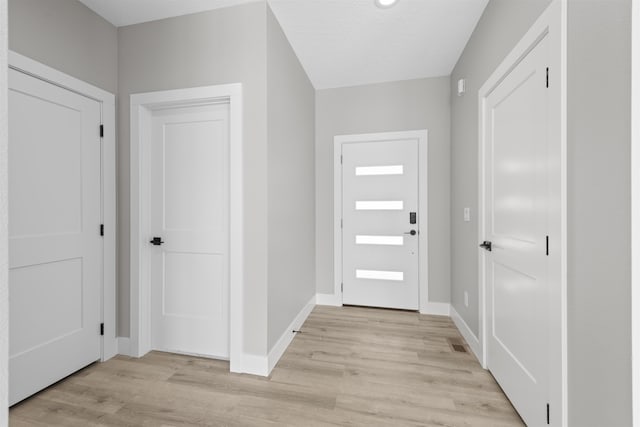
[268,0,488,89]
[77,0,260,27]
[78,0,488,89]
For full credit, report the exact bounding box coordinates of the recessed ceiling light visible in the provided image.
[375,0,399,9]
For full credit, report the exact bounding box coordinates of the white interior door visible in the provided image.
[342,138,419,310]
[8,69,102,405]
[150,103,230,359]
[482,36,550,425]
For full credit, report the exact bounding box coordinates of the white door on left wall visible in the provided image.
[8,68,102,405]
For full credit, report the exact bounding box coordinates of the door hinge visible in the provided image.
[546,67,549,88]
[100,323,104,336]
[341,283,343,293]
[100,224,104,236]
[546,235,549,256]
[100,124,104,138]
[546,403,550,424]
[340,155,343,164]
[341,219,343,229]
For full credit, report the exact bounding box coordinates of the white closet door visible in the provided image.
[150,103,230,359]
[8,69,102,405]
[482,36,550,425]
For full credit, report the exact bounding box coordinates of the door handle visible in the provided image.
[150,237,164,246]
[404,230,417,236]
[479,241,492,251]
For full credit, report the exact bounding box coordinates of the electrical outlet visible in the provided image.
[464,292,469,308]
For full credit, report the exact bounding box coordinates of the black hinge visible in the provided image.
[100,124,104,138]
[546,235,549,256]
[340,155,343,164]
[100,224,104,236]
[100,323,104,336]
[546,67,549,88]
[547,403,550,424]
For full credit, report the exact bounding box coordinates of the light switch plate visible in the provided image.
[464,208,471,222]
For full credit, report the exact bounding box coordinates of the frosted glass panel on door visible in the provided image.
[356,269,404,281]
[355,201,404,211]
[355,235,404,246]
[355,165,404,176]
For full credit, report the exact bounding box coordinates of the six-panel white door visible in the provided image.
[482,36,550,425]
[8,69,102,405]
[150,103,230,359]
[342,138,419,310]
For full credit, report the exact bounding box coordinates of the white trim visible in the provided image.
[450,305,481,363]
[129,84,245,373]
[632,0,640,424]
[267,296,315,374]
[420,302,450,317]
[477,2,567,425]
[0,0,7,421]
[117,337,131,357]
[315,293,343,307]
[7,51,117,364]
[241,354,268,377]
[333,130,430,311]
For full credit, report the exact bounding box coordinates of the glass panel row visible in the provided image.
[356,269,404,281]
[355,165,404,176]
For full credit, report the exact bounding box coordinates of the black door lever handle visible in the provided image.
[150,237,164,246]
[479,241,492,252]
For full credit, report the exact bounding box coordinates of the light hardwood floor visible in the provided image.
[9,306,524,426]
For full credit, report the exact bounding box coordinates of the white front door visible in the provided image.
[341,137,420,310]
[482,36,550,425]
[8,69,102,405]
[150,103,230,359]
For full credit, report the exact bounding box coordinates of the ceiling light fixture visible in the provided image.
[375,0,398,9]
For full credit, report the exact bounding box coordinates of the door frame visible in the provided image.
[332,130,431,313]
[632,0,640,424]
[477,1,567,424]
[7,51,118,362]
[129,84,244,373]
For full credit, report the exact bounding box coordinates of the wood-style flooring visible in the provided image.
[9,306,524,426]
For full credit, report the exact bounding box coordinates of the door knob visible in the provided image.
[150,237,164,246]
[479,241,492,251]
[404,230,417,236]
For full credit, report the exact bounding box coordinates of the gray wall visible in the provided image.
[8,0,118,94]
[0,0,7,421]
[315,77,451,303]
[449,0,552,335]
[266,6,316,350]
[567,0,632,424]
[118,2,270,355]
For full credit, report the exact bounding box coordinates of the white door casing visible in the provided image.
[342,139,419,310]
[8,68,101,405]
[333,130,429,312]
[130,84,244,373]
[150,103,230,359]
[478,1,566,425]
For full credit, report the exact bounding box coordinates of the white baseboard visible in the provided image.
[241,353,269,377]
[315,293,342,306]
[450,305,482,364]
[420,302,451,316]
[117,337,131,357]
[267,296,316,374]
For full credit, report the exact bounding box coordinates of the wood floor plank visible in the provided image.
[9,306,524,426]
